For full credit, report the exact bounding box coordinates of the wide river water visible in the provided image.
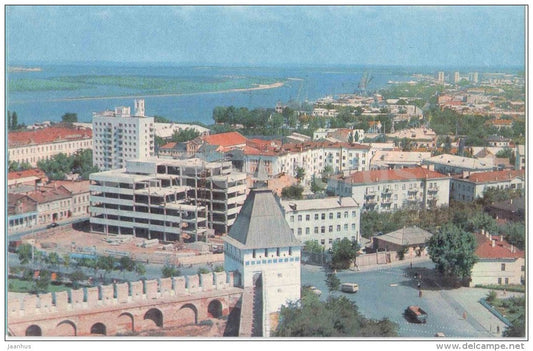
[7,64,419,126]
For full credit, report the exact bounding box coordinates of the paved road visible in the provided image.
[301,261,501,338]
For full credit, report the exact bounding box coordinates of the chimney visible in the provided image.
[500,235,503,242]
[511,245,515,253]
[481,228,485,236]
[491,240,495,248]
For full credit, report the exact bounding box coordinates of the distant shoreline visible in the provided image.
[9,66,42,72]
[10,81,287,104]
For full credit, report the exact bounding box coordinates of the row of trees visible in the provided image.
[37,149,98,180]
[273,287,398,337]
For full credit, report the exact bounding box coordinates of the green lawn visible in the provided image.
[8,278,71,294]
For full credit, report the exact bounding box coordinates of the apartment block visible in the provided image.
[92,99,155,171]
[8,126,92,167]
[89,158,247,241]
[450,170,524,202]
[280,197,361,249]
[423,154,494,176]
[243,141,371,184]
[327,167,450,212]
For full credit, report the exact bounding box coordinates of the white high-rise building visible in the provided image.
[92,99,155,171]
[454,71,461,83]
[437,71,445,84]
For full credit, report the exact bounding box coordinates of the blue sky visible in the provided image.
[6,5,525,67]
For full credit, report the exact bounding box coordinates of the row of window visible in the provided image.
[293,223,358,235]
[10,142,90,156]
[245,257,299,266]
[290,210,357,222]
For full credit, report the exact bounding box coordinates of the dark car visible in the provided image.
[47,222,59,228]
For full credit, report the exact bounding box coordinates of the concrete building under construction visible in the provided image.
[89,157,247,241]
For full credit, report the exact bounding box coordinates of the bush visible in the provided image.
[197,267,210,275]
[199,320,214,326]
[213,265,224,273]
[486,290,497,303]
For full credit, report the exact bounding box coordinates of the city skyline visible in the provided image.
[6,5,526,67]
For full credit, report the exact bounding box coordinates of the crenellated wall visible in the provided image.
[8,271,243,337]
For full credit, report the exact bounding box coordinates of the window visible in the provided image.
[321,239,325,245]
[276,248,280,256]
[329,238,333,244]
[306,214,310,221]
[298,215,302,222]
[352,223,356,230]
[329,213,333,220]
[298,228,302,235]
[321,226,325,234]
[253,249,256,258]
[314,227,319,234]
[337,212,341,219]
[329,225,333,233]
[337,225,341,232]
[344,211,348,218]
[352,211,356,217]
[290,216,294,222]
[306,227,310,235]
[315,214,319,220]
[289,247,292,256]
[321,213,326,220]
[344,224,348,230]
[501,263,506,271]
[265,249,268,257]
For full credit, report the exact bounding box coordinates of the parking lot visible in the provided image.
[301,261,504,338]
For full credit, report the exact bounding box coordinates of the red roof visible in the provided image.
[202,132,247,147]
[466,170,524,183]
[8,168,47,181]
[491,119,513,126]
[8,127,92,147]
[160,142,178,149]
[27,186,72,204]
[475,232,523,259]
[50,180,90,194]
[338,167,448,184]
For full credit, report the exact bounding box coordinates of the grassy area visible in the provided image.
[8,278,71,294]
[475,284,525,293]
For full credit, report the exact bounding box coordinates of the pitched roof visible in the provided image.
[475,233,524,259]
[8,127,92,147]
[465,170,524,183]
[27,186,72,204]
[202,132,247,147]
[225,188,301,249]
[375,226,433,246]
[7,168,47,181]
[337,167,448,184]
[50,180,90,194]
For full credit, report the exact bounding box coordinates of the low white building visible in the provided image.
[515,145,525,170]
[423,154,494,176]
[154,122,210,139]
[470,231,525,287]
[450,170,525,202]
[327,167,450,212]
[370,150,432,170]
[280,197,361,249]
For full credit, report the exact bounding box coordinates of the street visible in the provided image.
[301,261,504,338]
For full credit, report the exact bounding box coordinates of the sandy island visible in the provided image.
[34,81,287,103]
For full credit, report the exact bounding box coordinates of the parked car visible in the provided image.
[47,222,58,228]
[404,305,428,323]
[341,282,359,293]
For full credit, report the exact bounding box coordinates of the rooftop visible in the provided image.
[336,167,448,184]
[281,197,359,212]
[225,188,301,249]
[423,154,494,170]
[8,168,47,181]
[202,132,247,148]
[475,232,523,260]
[461,170,524,183]
[375,226,433,246]
[8,126,92,147]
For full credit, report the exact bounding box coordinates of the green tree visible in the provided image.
[213,265,225,273]
[70,269,87,289]
[281,185,304,200]
[170,128,200,143]
[500,222,525,250]
[348,132,354,144]
[310,176,325,194]
[12,111,18,130]
[96,256,116,282]
[427,223,478,282]
[197,267,210,275]
[134,263,146,278]
[329,238,360,270]
[325,271,341,293]
[273,290,398,337]
[46,252,61,271]
[321,165,334,183]
[17,244,33,265]
[35,269,52,293]
[162,264,181,278]
[61,112,78,123]
[295,167,306,183]
[119,256,135,278]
